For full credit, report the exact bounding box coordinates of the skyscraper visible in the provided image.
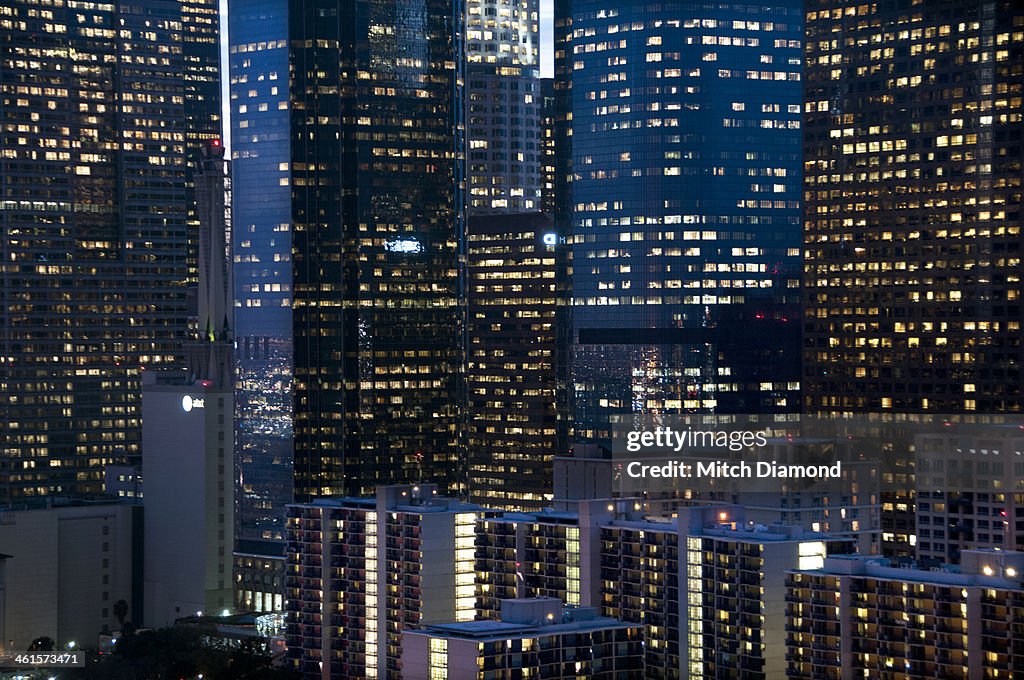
[466,212,565,511]
[229,0,294,548]
[289,0,464,500]
[555,1,805,442]
[466,0,542,215]
[802,1,1024,563]
[0,0,221,502]
[803,1,1024,414]
[142,140,235,627]
[540,77,557,215]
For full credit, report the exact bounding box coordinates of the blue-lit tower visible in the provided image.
[228,0,293,550]
[556,1,805,441]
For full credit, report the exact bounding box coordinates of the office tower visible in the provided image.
[285,485,481,680]
[0,0,221,502]
[555,1,804,442]
[467,212,566,511]
[290,0,464,501]
[142,140,235,627]
[914,425,1024,563]
[0,503,140,650]
[141,380,236,626]
[229,0,294,552]
[716,433,882,556]
[401,598,644,680]
[803,4,1024,564]
[104,465,143,502]
[803,2,1024,414]
[787,551,1024,679]
[540,78,557,215]
[466,0,542,214]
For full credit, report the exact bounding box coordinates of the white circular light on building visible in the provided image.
[182,395,194,412]
[542,232,558,246]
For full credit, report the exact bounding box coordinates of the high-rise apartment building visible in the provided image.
[803,1,1024,414]
[228,0,294,549]
[555,1,805,441]
[289,0,464,500]
[285,485,481,680]
[787,551,1024,679]
[476,500,852,678]
[466,0,542,214]
[467,212,566,511]
[475,498,622,618]
[600,506,850,680]
[0,0,221,502]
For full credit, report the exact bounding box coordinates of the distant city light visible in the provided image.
[542,232,557,245]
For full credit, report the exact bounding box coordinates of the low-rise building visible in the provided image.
[0,502,140,650]
[234,549,286,614]
[402,598,643,680]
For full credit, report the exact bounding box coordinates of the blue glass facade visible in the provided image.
[558,1,804,440]
[229,0,293,545]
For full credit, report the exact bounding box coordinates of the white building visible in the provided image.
[142,140,235,627]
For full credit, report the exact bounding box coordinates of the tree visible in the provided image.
[67,627,299,680]
[28,636,54,651]
[113,599,129,630]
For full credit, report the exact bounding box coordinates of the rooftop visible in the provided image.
[794,551,1024,590]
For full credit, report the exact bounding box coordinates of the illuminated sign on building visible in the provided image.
[384,238,423,254]
[181,395,206,412]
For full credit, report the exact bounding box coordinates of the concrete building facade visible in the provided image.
[0,503,140,650]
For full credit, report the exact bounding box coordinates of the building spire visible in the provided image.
[186,139,233,387]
